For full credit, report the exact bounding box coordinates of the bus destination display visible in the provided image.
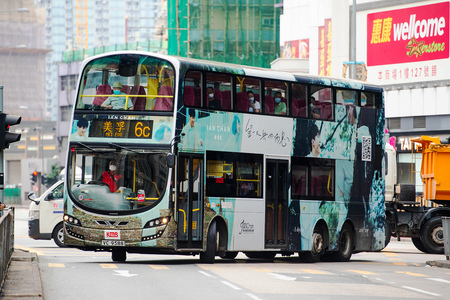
[89,119,153,139]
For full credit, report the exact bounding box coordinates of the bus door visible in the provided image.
[265,159,289,248]
[177,154,204,249]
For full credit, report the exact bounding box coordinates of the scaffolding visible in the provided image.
[168,0,281,68]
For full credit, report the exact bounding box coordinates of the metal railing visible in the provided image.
[0,207,14,292]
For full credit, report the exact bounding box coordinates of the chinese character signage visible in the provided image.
[318,19,332,76]
[367,2,449,66]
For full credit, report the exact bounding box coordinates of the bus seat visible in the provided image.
[214,89,223,107]
[236,92,249,112]
[154,86,173,111]
[222,90,231,110]
[183,86,195,106]
[122,84,132,94]
[265,95,274,113]
[311,176,322,196]
[131,86,147,111]
[297,175,306,196]
[292,98,299,116]
[320,102,332,120]
[93,84,111,106]
[194,87,201,107]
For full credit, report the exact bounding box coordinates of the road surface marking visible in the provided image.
[48,263,65,268]
[384,252,398,257]
[100,264,117,269]
[221,280,242,290]
[427,278,450,284]
[402,286,440,297]
[347,270,376,275]
[199,271,216,278]
[245,293,262,300]
[268,272,296,281]
[149,265,168,270]
[396,271,427,277]
[392,262,407,266]
[113,270,138,277]
[299,269,331,274]
[199,265,220,271]
[249,267,271,272]
[16,245,46,256]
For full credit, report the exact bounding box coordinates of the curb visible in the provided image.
[426,260,450,269]
[1,249,43,299]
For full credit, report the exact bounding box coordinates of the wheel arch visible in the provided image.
[420,207,450,227]
[208,215,228,252]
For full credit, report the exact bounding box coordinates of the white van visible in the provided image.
[28,180,65,247]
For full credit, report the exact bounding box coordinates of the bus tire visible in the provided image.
[411,237,428,253]
[52,223,67,248]
[384,221,391,248]
[200,220,217,263]
[299,228,324,263]
[421,217,444,254]
[330,223,354,262]
[112,248,127,262]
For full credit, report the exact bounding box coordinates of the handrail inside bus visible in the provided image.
[327,170,332,195]
[179,208,200,233]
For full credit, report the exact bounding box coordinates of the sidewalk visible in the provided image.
[426,259,450,268]
[1,249,43,299]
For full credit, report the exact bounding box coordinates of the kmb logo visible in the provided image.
[105,230,120,239]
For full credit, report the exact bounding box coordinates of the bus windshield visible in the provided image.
[67,146,168,212]
[76,54,175,111]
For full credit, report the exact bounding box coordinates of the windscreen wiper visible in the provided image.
[108,142,140,154]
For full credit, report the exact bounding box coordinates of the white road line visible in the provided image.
[268,272,296,281]
[221,280,242,290]
[245,293,262,300]
[199,270,216,278]
[427,278,450,284]
[402,286,441,297]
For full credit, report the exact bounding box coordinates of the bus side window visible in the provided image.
[265,80,287,115]
[310,86,332,120]
[291,83,307,117]
[206,72,232,110]
[236,77,260,113]
[184,70,202,108]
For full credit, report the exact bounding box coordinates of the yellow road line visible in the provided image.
[249,267,271,272]
[100,264,117,269]
[347,270,376,275]
[198,265,220,271]
[15,245,46,256]
[149,265,169,270]
[384,252,398,257]
[299,269,331,275]
[393,262,408,266]
[396,271,428,277]
[48,263,65,268]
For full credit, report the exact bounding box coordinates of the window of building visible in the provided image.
[413,116,426,129]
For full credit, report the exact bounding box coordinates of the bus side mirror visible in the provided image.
[27,191,40,205]
[167,153,175,168]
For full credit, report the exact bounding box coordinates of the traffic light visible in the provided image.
[31,171,38,183]
[0,112,21,150]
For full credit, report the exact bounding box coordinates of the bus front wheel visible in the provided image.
[200,221,217,263]
[112,248,127,262]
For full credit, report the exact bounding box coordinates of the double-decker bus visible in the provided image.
[64,51,386,263]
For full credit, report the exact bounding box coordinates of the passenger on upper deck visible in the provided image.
[101,82,134,110]
[273,91,286,115]
[207,87,221,109]
[248,91,260,113]
[310,96,321,119]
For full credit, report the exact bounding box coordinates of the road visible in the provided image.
[13,206,450,300]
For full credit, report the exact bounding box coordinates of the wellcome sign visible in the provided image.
[367,2,449,67]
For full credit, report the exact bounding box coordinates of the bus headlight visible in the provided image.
[144,216,170,228]
[64,214,82,226]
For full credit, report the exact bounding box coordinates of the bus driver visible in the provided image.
[98,160,124,193]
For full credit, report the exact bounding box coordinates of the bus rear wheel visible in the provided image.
[411,237,428,253]
[330,223,354,262]
[299,229,324,263]
[112,248,127,262]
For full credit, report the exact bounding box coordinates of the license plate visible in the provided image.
[101,240,125,246]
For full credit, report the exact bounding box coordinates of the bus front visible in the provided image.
[63,53,176,261]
